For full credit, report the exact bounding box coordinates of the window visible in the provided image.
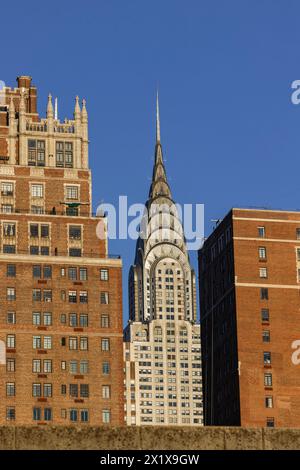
[1,182,13,196]
[265,396,273,408]
[41,225,49,238]
[32,360,41,373]
[7,288,16,301]
[33,383,41,397]
[33,407,41,421]
[30,223,49,238]
[101,338,110,351]
[7,334,15,348]
[81,409,89,422]
[43,336,52,349]
[32,312,41,325]
[1,204,13,213]
[43,312,52,326]
[3,223,15,237]
[69,248,81,257]
[44,360,52,374]
[70,409,78,422]
[7,312,16,324]
[30,246,39,255]
[28,139,45,166]
[100,292,109,304]
[43,290,52,302]
[56,141,73,168]
[33,336,41,349]
[3,245,16,254]
[69,313,77,327]
[70,384,78,398]
[66,186,78,200]
[102,362,110,375]
[68,267,77,280]
[79,291,88,303]
[33,265,41,278]
[69,291,77,303]
[7,264,16,277]
[102,385,110,399]
[44,360,52,373]
[69,225,81,240]
[263,330,270,343]
[80,314,88,327]
[6,407,15,421]
[7,359,15,372]
[80,337,88,350]
[31,205,44,215]
[258,247,266,259]
[80,360,89,374]
[260,288,269,300]
[264,352,271,365]
[44,383,52,397]
[102,409,111,424]
[31,184,43,198]
[258,226,265,238]
[79,268,87,281]
[80,384,89,398]
[33,289,42,301]
[266,417,275,428]
[43,266,52,279]
[259,267,268,278]
[261,309,270,322]
[6,382,15,396]
[44,408,52,421]
[30,224,39,238]
[41,246,50,256]
[101,314,110,328]
[100,269,109,281]
[297,228,300,240]
[70,360,78,374]
[66,206,78,216]
[69,337,78,350]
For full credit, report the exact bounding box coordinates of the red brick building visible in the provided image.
[199,208,300,427]
[0,76,124,425]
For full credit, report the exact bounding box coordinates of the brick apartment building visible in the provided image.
[199,208,300,427]
[0,76,124,425]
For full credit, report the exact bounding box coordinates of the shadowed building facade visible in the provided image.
[0,76,124,425]
[124,97,203,426]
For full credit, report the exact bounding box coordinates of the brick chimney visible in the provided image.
[16,76,32,89]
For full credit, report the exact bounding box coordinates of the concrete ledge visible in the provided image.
[0,426,300,450]
[263,428,300,450]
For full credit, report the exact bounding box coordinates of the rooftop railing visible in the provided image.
[0,208,104,218]
[0,247,121,259]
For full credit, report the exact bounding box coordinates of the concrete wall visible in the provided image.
[0,426,300,450]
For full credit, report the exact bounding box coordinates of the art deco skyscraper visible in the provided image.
[124,97,203,426]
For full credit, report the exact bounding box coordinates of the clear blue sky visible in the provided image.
[2,0,300,321]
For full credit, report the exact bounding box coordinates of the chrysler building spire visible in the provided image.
[156,91,161,143]
[149,94,171,200]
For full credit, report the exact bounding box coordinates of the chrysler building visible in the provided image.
[124,96,203,426]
